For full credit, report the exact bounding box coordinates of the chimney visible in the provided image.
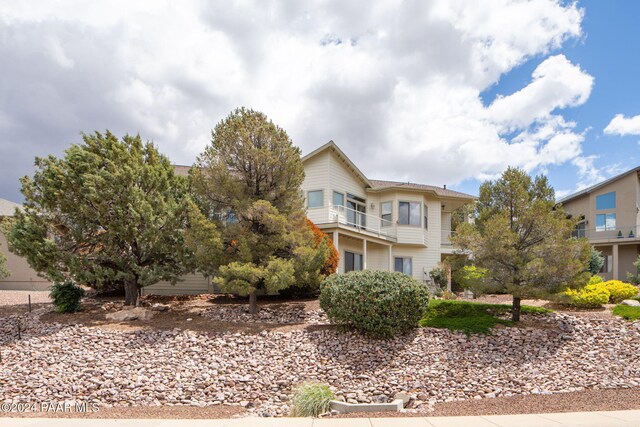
[443,184,447,189]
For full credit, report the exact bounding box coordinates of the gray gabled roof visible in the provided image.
[558,166,640,204]
[302,141,476,200]
[0,198,22,217]
[368,179,476,200]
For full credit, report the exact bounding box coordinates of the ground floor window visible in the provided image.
[394,257,412,275]
[345,251,363,272]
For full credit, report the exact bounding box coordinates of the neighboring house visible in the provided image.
[560,166,640,281]
[0,198,52,291]
[301,141,476,287]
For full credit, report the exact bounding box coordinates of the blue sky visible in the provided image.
[474,0,640,198]
[0,0,638,202]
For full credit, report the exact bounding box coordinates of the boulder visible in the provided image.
[621,299,640,306]
[150,303,170,312]
[106,307,155,322]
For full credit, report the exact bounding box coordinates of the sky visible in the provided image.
[0,0,639,202]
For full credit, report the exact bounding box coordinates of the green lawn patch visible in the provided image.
[612,304,640,320]
[419,299,552,335]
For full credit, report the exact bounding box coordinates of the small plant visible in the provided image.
[319,270,429,338]
[630,230,635,238]
[612,304,640,321]
[50,282,85,313]
[290,383,334,417]
[626,256,640,286]
[617,230,623,238]
[429,267,448,287]
[442,290,457,300]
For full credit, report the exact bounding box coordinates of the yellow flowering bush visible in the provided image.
[563,279,638,307]
[563,284,610,308]
[599,280,638,303]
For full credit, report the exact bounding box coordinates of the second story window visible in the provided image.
[596,213,616,231]
[381,201,392,227]
[307,190,323,208]
[333,191,344,208]
[596,192,616,210]
[398,201,421,226]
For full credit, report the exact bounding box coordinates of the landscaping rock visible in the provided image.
[3,308,640,417]
[621,300,640,306]
[150,303,170,312]
[394,392,411,407]
[106,307,154,321]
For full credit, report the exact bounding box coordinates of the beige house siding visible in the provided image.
[618,244,639,280]
[563,171,639,239]
[562,168,640,281]
[328,150,368,201]
[301,150,330,225]
[0,229,52,291]
[142,273,213,296]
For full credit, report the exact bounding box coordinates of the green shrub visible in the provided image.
[319,270,429,338]
[290,383,334,417]
[612,304,640,320]
[599,280,638,303]
[588,275,603,285]
[50,282,85,313]
[563,284,610,308]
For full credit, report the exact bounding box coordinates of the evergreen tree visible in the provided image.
[4,131,210,306]
[0,246,9,279]
[454,167,591,321]
[191,108,329,313]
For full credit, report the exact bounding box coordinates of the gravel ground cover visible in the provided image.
[2,304,640,417]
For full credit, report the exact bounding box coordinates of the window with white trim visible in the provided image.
[307,190,323,208]
[394,257,412,275]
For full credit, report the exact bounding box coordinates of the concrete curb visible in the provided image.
[329,398,404,414]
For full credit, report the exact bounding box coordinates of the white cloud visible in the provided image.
[604,114,640,136]
[0,0,591,200]
[487,55,593,131]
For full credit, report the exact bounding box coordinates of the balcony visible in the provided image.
[442,229,454,246]
[307,205,397,241]
[572,225,640,242]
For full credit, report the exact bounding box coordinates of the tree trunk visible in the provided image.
[249,290,258,315]
[512,296,521,322]
[124,279,138,306]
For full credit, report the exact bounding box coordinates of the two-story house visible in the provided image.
[301,141,476,285]
[560,166,640,281]
[136,142,475,296]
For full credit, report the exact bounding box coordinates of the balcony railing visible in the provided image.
[442,229,454,246]
[307,205,397,239]
[572,225,640,241]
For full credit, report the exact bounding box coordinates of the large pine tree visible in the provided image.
[191,108,331,313]
[5,131,206,305]
[453,167,591,321]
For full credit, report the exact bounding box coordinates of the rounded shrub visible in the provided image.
[600,280,638,303]
[563,284,610,308]
[50,282,85,313]
[319,270,429,338]
[290,382,334,417]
